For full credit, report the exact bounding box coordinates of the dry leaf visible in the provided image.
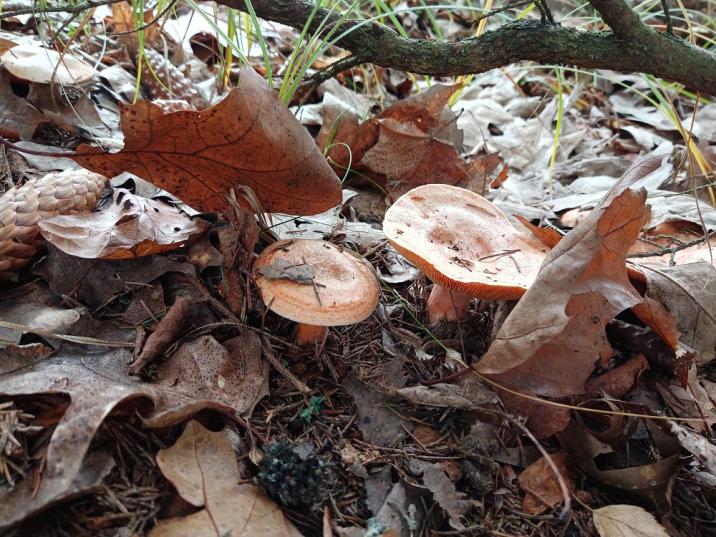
[474,156,660,435]
[585,354,649,398]
[593,505,669,537]
[0,330,267,525]
[73,68,341,214]
[410,459,472,529]
[360,118,470,197]
[518,453,575,515]
[152,421,303,537]
[39,188,205,259]
[635,263,716,365]
[318,84,477,198]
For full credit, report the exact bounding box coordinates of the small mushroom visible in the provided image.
[253,239,380,346]
[0,45,95,85]
[383,184,548,324]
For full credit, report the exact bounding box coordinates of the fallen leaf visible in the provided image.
[0,283,81,348]
[395,376,498,410]
[0,329,267,524]
[558,416,681,507]
[129,297,189,373]
[360,118,471,197]
[73,68,341,214]
[34,243,195,310]
[409,459,472,529]
[518,453,575,515]
[635,263,716,365]
[656,363,715,431]
[593,505,670,537]
[670,422,716,477]
[585,354,649,398]
[39,188,205,259]
[318,84,478,198]
[342,371,411,448]
[474,156,657,435]
[152,421,303,537]
[0,451,114,530]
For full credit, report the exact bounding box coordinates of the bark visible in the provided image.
[219,0,716,95]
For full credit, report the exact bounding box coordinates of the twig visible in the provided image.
[260,335,312,395]
[627,230,715,260]
[0,0,126,19]
[659,0,674,35]
[108,0,178,36]
[308,53,365,88]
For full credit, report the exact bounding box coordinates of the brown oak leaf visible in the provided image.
[73,68,341,215]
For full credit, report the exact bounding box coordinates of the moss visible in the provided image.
[258,442,331,508]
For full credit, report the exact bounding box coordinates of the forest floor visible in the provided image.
[0,1,716,536]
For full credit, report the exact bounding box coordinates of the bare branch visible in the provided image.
[221,0,716,95]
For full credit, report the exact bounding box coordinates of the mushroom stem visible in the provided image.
[296,324,328,346]
[426,285,472,324]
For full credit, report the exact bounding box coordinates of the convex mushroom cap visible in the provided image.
[383,184,548,321]
[0,45,95,85]
[253,239,380,344]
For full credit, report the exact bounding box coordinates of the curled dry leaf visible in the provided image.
[73,68,342,215]
[635,263,716,365]
[474,156,659,436]
[0,331,267,529]
[409,459,473,529]
[593,505,669,537]
[318,84,482,198]
[39,188,206,259]
[152,421,303,537]
[584,354,649,399]
[558,416,682,507]
[518,453,575,515]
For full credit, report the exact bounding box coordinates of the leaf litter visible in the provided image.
[0,2,716,536]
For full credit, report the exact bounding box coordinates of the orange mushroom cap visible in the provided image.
[383,184,549,300]
[253,239,380,326]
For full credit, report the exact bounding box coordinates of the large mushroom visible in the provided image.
[253,239,380,346]
[0,45,95,85]
[383,184,548,324]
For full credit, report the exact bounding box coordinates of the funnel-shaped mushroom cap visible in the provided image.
[253,239,380,326]
[383,184,548,299]
[1,45,95,85]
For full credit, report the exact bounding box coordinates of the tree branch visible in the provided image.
[587,0,644,39]
[220,0,716,95]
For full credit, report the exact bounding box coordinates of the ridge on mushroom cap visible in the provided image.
[383,184,548,300]
[253,239,380,326]
[0,45,95,85]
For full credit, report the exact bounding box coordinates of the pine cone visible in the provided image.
[0,169,106,279]
[140,48,203,108]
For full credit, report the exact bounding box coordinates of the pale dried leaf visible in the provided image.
[593,505,669,537]
[39,189,205,259]
[152,421,303,537]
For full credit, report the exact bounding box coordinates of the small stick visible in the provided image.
[260,335,312,395]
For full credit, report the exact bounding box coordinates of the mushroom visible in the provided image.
[383,184,548,324]
[0,45,95,85]
[253,239,380,346]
